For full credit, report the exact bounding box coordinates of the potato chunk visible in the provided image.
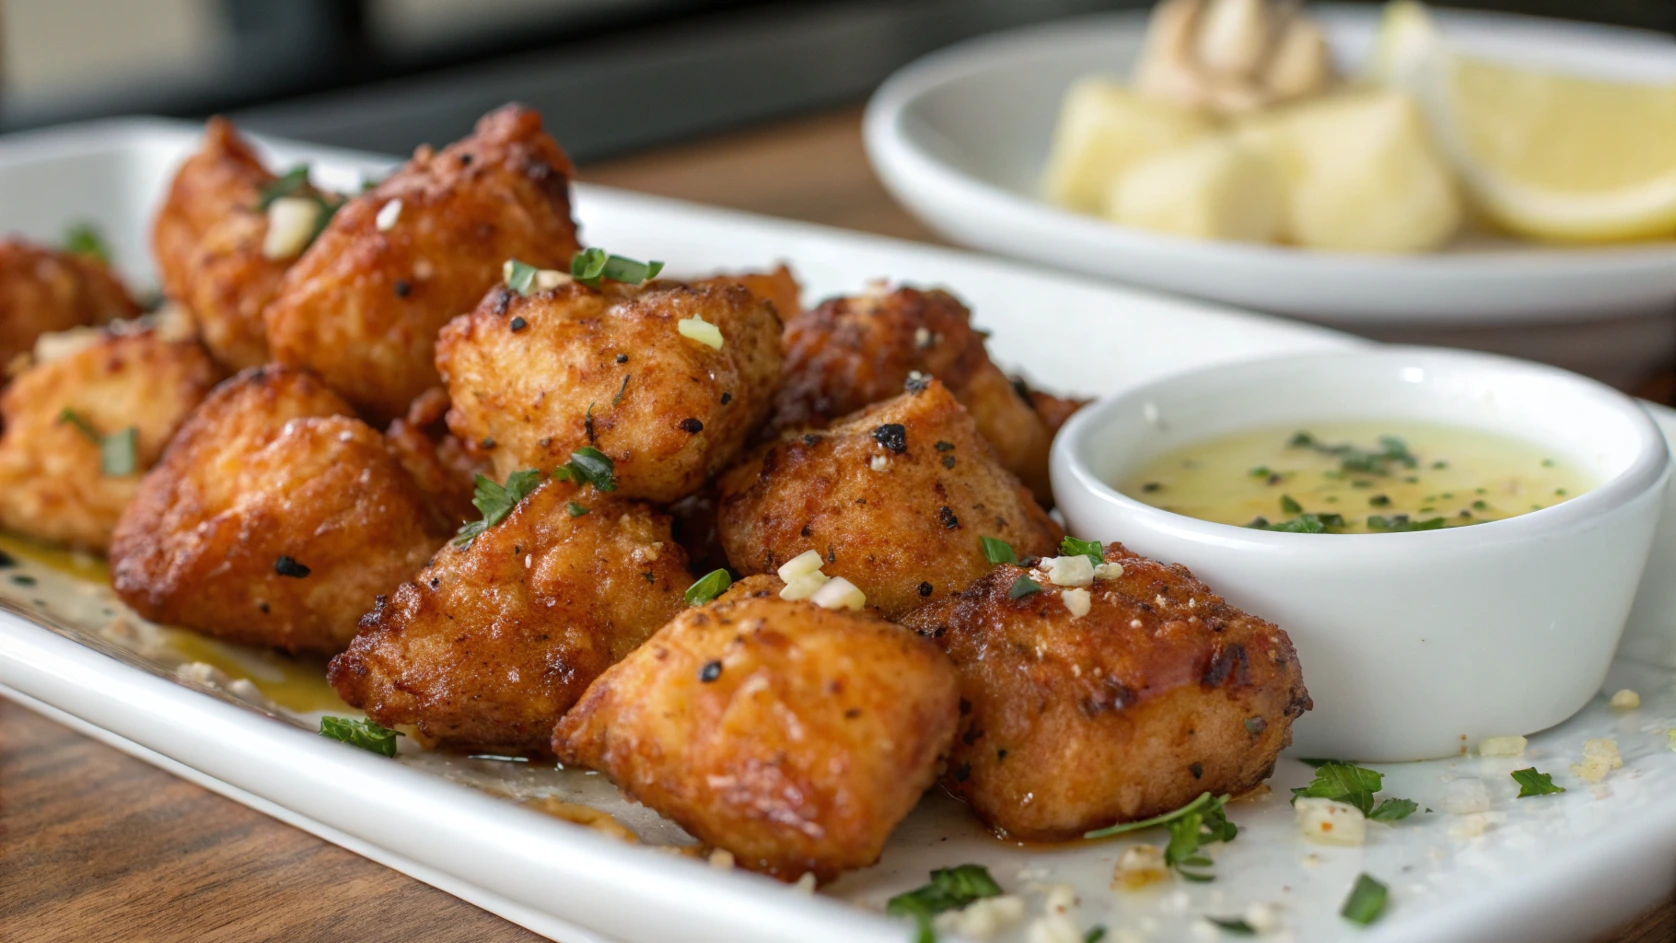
[329,478,690,754]
[151,117,293,370]
[901,545,1311,841]
[265,105,583,421]
[0,238,140,372]
[717,379,1061,618]
[770,285,1062,504]
[0,328,219,551]
[110,366,446,654]
[438,279,782,503]
[553,575,960,881]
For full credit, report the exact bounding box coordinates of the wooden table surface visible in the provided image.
[2,106,1672,943]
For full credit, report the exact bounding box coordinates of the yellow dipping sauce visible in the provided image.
[1119,421,1592,534]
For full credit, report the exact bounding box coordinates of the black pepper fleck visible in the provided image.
[955,762,972,782]
[943,455,956,470]
[393,279,411,298]
[258,601,270,614]
[802,434,823,446]
[274,556,311,578]
[872,423,908,454]
[918,581,933,597]
[720,391,732,405]
[459,153,474,165]
[1190,762,1203,779]
[480,436,496,450]
[616,353,629,363]
[800,524,813,538]
[997,748,1008,762]
[938,506,960,529]
[679,418,704,433]
[699,660,723,683]
[934,441,955,452]
[509,316,528,332]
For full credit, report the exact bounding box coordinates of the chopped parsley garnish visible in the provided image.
[256,165,312,210]
[1007,575,1041,599]
[1084,791,1237,881]
[64,222,110,264]
[1291,761,1417,821]
[1248,465,1271,478]
[566,501,589,517]
[1365,514,1447,532]
[454,469,544,547]
[685,568,731,607]
[1060,536,1102,567]
[319,715,404,757]
[1289,431,1418,477]
[571,247,664,287]
[1340,873,1389,925]
[1511,767,1566,797]
[505,258,540,296]
[1279,494,1303,515]
[1084,928,1107,943]
[980,536,1017,565]
[552,446,617,492]
[58,408,138,476]
[1247,512,1345,534]
[886,865,1002,943]
[1206,918,1256,935]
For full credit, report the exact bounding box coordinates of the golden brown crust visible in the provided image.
[383,387,485,526]
[1027,387,1089,437]
[716,380,1062,619]
[266,104,583,421]
[109,365,445,654]
[553,575,960,881]
[769,286,1059,504]
[0,330,220,551]
[438,278,782,503]
[694,264,801,320]
[0,239,140,371]
[900,545,1311,841]
[329,478,689,754]
[150,117,290,370]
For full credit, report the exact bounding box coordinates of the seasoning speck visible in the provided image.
[871,423,908,454]
[274,556,311,578]
[393,279,411,298]
[699,660,723,683]
[509,316,528,332]
[938,506,960,529]
[679,418,704,434]
[615,353,629,363]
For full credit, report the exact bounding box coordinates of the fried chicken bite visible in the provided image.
[383,387,486,525]
[553,575,960,881]
[0,326,219,552]
[110,366,446,654]
[0,238,140,371]
[151,117,292,370]
[769,285,1063,504]
[716,379,1062,619]
[696,264,801,319]
[266,104,583,421]
[438,278,782,503]
[330,478,689,754]
[901,544,1311,841]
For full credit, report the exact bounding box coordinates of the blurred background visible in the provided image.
[2,0,1672,160]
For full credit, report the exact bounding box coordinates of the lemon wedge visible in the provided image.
[1373,1,1676,243]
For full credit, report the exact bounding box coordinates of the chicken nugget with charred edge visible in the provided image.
[900,545,1311,842]
[553,575,961,882]
[384,387,487,526]
[265,104,583,422]
[330,478,690,755]
[0,239,141,373]
[716,379,1062,619]
[768,285,1065,505]
[110,365,447,655]
[438,278,782,504]
[0,328,221,552]
[151,117,292,371]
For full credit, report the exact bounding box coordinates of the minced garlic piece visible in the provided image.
[1478,735,1527,757]
[1610,689,1641,710]
[934,895,1026,940]
[810,576,866,612]
[707,848,735,869]
[1448,812,1489,840]
[375,198,403,231]
[793,872,817,894]
[781,572,829,601]
[1112,844,1169,889]
[1040,883,1077,915]
[1061,587,1092,618]
[264,196,322,259]
[1244,902,1281,934]
[1443,778,1490,815]
[869,455,890,472]
[1571,738,1623,782]
[1042,555,1094,587]
[1026,913,1082,943]
[678,315,724,349]
[1093,562,1125,581]
[778,550,824,581]
[533,268,570,290]
[1295,797,1366,845]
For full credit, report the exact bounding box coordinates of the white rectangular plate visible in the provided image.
[2,119,1674,943]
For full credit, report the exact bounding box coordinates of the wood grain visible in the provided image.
[1,105,1671,943]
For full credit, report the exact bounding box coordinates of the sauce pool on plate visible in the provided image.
[1119,421,1592,534]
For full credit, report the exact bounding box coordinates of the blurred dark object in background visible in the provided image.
[1,0,1673,160]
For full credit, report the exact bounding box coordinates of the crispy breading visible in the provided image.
[329,478,689,754]
[266,104,583,421]
[1021,382,1089,437]
[438,278,782,503]
[553,575,960,881]
[150,117,291,370]
[0,239,140,372]
[900,545,1311,841]
[694,264,801,319]
[383,387,485,526]
[769,285,1062,503]
[0,329,219,551]
[109,366,446,654]
[716,380,1062,618]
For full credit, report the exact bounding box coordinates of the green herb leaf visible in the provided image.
[552,446,617,492]
[58,408,138,476]
[1369,797,1419,822]
[1207,918,1256,935]
[1249,512,1344,534]
[1340,873,1389,926]
[685,569,732,607]
[63,222,110,264]
[1365,514,1447,533]
[1007,575,1041,599]
[256,165,311,210]
[1084,928,1106,943]
[454,469,544,547]
[1511,767,1566,797]
[1290,762,1383,815]
[981,536,1017,565]
[1280,494,1303,515]
[566,500,589,518]
[1248,465,1271,478]
[505,258,540,296]
[1060,536,1102,567]
[1084,792,1237,880]
[1084,791,1217,839]
[570,248,664,287]
[319,715,404,757]
[886,865,1003,943]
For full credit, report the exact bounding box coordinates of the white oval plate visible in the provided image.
[864,5,1676,329]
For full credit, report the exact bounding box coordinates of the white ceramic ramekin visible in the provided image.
[1051,347,1671,761]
